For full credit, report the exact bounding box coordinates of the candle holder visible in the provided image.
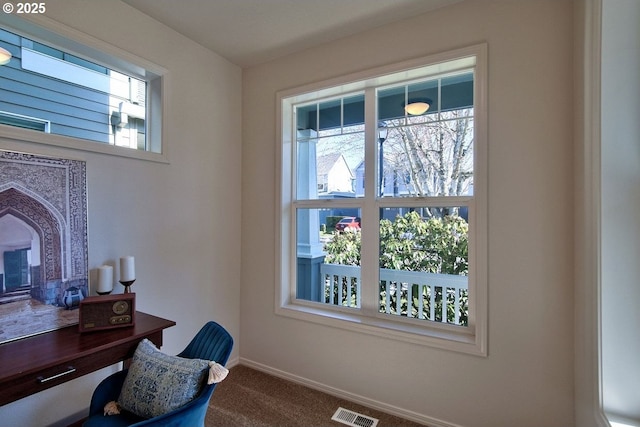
[119,280,135,294]
[96,289,112,296]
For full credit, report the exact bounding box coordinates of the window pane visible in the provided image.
[376,72,474,198]
[440,73,474,111]
[296,208,361,308]
[377,111,474,198]
[296,95,365,200]
[378,209,468,326]
[378,81,439,123]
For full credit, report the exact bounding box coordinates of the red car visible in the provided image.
[335,217,361,231]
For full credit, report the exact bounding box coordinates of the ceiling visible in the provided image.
[121,0,461,68]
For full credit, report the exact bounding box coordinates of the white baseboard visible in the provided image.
[225,354,241,369]
[238,357,463,427]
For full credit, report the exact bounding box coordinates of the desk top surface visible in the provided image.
[0,312,175,382]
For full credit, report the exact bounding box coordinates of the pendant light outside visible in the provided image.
[404,98,432,115]
[0,47,11,65]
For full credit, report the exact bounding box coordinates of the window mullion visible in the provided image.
[360,87,379,316]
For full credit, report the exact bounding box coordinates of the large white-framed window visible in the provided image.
[0,15,167,163]
[276,44,488,355]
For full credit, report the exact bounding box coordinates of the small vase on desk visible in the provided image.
[63,287,84,309]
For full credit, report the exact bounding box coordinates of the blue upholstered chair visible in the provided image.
[82,321,233,427]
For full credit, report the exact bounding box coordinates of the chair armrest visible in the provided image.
[88,369,129,417]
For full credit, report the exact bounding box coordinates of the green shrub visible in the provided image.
[324,211,469,325]
[325,211,468,274]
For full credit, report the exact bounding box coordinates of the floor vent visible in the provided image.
[331,407,379,427]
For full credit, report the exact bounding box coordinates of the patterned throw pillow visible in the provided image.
[118,339,209,419]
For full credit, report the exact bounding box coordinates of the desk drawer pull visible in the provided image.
[37,366,76,383]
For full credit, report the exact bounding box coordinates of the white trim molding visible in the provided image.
[275,43,488,357]
[574,0,608,425]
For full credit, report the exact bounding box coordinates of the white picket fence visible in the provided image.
[320,263,468,325]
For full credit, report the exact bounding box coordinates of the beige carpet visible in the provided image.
[206,365,426,427]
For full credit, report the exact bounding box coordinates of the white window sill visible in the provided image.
[0,124,168,164]
[276,301,487,357]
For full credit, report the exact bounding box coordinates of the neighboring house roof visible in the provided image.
[317,153,353,178]
[316,153,355,194]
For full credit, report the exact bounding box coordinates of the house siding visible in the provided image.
[0,29,119,143]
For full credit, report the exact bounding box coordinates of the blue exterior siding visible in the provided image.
[0,29,113,143]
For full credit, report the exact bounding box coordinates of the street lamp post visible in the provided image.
[378,122,388,198]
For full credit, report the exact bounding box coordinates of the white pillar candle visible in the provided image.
[120,256,135,282]
[97,265,113,293]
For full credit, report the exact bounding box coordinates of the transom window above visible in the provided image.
[278,45,487,355]
[0,17,164,158]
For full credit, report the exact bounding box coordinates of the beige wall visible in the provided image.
[0,0,581,425]
[1,1,242,425]
[241,1,575,426]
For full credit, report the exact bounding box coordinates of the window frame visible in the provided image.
[276,44,488,356]
[0,14,169,163]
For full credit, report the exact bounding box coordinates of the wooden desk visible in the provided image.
[0,311,175,406]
